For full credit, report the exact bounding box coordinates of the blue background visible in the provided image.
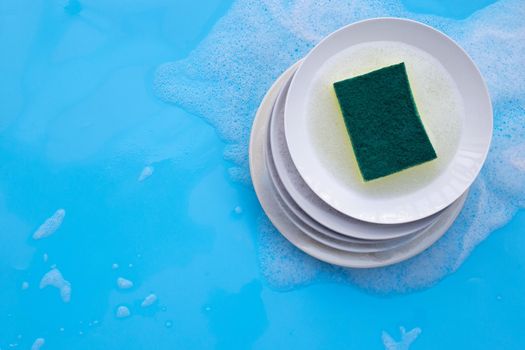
[1,0,524,349]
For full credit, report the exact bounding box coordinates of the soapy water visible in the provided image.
[382,327,421,350]
[116,305,131,318]
[138,165,154,182]
[39,268,72,303]
[31,338,45,350]
[155,0,525,292]
[32,209,66,240]
[141,293,158,308]
[116,277,134,289]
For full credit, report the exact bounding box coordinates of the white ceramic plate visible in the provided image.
[284,18,492,224]
[250,63,469,268]
[271,68,442,239]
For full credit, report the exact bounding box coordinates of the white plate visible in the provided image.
[250,62,468,268]
[271,68,442,239]
[284,18,492,224]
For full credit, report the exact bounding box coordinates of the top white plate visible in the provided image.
[285,18,492,224]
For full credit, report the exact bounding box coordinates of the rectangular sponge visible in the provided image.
[333,62,437,181]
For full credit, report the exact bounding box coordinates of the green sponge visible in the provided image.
[333,62,437,181]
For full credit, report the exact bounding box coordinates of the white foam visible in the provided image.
[155,0,525,292]
[39,268,71,303]
[141,293,158,307]
[31,338,45,350]
[116,277,133,289]
[111,263,119,269]
[382,327,421,350]
[257,218,325,289]
[138,165,154,182]
[116,305,131,318]
[32,209,65,240]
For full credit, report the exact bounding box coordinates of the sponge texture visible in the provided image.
[333,62,437,181]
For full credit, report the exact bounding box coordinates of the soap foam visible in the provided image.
[32,209,66,240]
[31,338,45,350]
[382,327,421,350]
[138,165,154,182]
[116,305,131,318]
[39,268,72,303]
[116,277,134,289]
[155,0,525,293]
[141,293,158,308]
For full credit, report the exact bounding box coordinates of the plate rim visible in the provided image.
[265,135,430,254]
[284,17,492,224]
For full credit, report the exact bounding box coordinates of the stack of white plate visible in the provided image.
[249,18,493,268]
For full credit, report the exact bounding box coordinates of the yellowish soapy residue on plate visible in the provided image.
[307,41,464,198]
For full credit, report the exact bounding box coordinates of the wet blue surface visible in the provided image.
[0,0,523,349]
